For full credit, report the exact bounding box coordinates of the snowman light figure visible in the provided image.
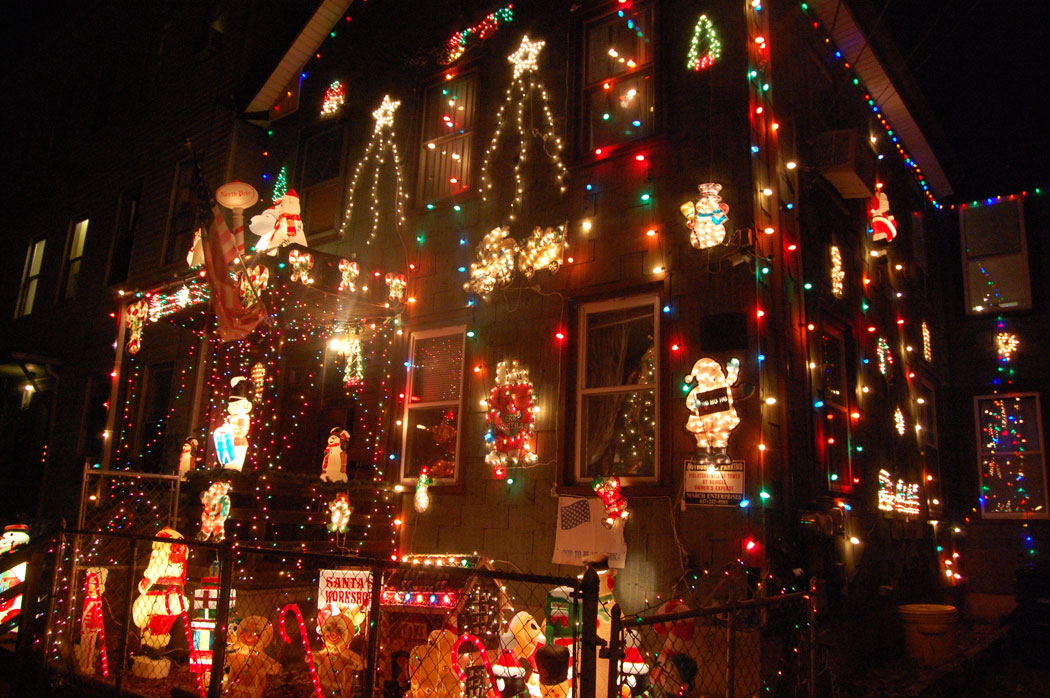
[321,428,351,483]
[130,528,189,677]
[214,377,252,471]
[178,437,199,481]
[684,357,742,465]
[680,182,730,250]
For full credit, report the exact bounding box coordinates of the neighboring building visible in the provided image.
[7,0,964,652]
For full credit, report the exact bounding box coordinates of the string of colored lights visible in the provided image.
[439,4,514,64]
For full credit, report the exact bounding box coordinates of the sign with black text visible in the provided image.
[684,459,745,506]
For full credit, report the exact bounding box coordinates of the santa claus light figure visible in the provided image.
[131,528,189,678]
[685,357,742,465]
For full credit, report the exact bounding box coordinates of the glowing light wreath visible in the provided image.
[483,360,538,479]
[339,95,407,244]
[518,223,566,277]
[479,35,567,220]
[686,14,722,71]
[465,227,518,296]
[996,332,1019,362]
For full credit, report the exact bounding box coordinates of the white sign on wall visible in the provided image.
[318,569,372,608]
[684,460,745,507]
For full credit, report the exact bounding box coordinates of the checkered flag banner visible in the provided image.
[560,499,591,530]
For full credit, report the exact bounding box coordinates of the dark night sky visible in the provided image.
[7,1,1048,203]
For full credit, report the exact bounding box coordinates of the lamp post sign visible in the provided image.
[215,181,259,237]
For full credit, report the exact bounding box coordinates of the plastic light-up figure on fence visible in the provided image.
[466,227,518,297]
[198,481,232,543]
[869,191,897,243]
[214,377,252,471]
[75,569,109,677]
[322,428,351,483]
[484,360,538,478]
[191,563,236,689]
[227,615,282,698]
[408,630,463,698]
[316,613,364,698]
[684,357,742,464]
[130,528,189,678]
[681,183,730,249]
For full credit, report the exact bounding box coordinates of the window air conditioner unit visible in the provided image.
[814,129,876,200]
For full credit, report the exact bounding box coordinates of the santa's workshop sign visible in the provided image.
[683,459,745,506]
[318,569,372,607]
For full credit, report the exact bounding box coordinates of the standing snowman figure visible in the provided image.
[178,437,199,481]
[680,182,730,250]
[321,428,351,483]
[684,357,742,465]
[214,377,252,471]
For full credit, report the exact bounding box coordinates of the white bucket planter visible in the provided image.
[898,603,958,666]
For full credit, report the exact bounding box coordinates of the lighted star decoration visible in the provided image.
[508,34,545,79]
[479,34,566,221]
[372,94,401,133]
[340,95,408,244]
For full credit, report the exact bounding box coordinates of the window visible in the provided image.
[165,159,198,265]
[15,237,46,318]
[107,185,140,286]
[916,379,938,450]
[299,125,346,240]
[61,219,89,300]
[976,393,1048,519]
[961,199,1031,314]
[582,3,654,153]
[577,295,659,482]
[419,74,476,202]
[816,328,852,490]
[400,328,466,482]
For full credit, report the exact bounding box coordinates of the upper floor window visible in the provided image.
[165,159,197,266]
[961,198,1031,314]
[976,393,1047,519]
[107,185,140,287]
[577,294,659,483]
[419,74,477,202]
[298,124,346,241]
[400,328,466,483]
[15,237,46,318]
[582,3,654,153]
[62,219,89,300]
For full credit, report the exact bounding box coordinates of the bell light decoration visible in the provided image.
[684,357,742,464]
[466,227,518,297]
[680,183,730,249]
[338,259,359,292]
[130,527,189,678]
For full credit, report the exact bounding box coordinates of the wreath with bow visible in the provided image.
[484,360,538,478]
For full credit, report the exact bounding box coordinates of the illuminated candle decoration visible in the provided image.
[339,95,408,245]
[680,183,730,249]
[125,299,148,355]
[869,191,897,243]
[686,14,722,71]
[592,476,629,525]
[130,528,189,675]
[197,481,232,543]
[830,245,845,297]
[479,35,567,219]
[483,360,538,479]
[288,248,314,284]
[465,227,518,297]
[320,80,346,117]
[684,357,742,464]
[338,259,359,292]
[876,337,893,375]
[328,493,352,534]
[279,604,324,698]
[440,4,514,64]
[321,428,351,483]
[414,465,432,513]
[517,224,566,278]
[385,272,407,302]
[238,264,269,307]
[996,331,1019,363]
[894,408,906,436]
[922,321,932,362]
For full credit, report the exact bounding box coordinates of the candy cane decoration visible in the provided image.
[451,633,499,698]
[280,603,324,698]
[180,610,206,698]
[82,571,109,678]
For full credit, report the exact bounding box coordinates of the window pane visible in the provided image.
[29,240,45,276]
[64,258,81,299]
[581,389,656,478]
[586,7,652,84]
[22,279,38,315]
[420,133,471,201]
[585,305,654,388]
[981,454,1047,515]
[966,255,1029,311]
[820,333,845,406]
[823,410,850,484]
[71,219,89,259]
[586,73,653,149]
[963,201,1022,258]
[301,128,343,188]
[423,76,476,142]
[978,396,1040,455]
[411,334,463,403]
[403,405,459,479]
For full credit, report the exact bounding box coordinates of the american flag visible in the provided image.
[560,499,590,530]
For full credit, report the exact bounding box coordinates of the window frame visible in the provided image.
[578,1,657,157]
[960,198,1032,315]
[15,236,47,318]
[575,293,661,485]
[815,323,853,492]
[61,218,89,301]
[417,71,478,203]
[106,184,141,287]
[399,326,467,484]
[163,158,198,266]
[975,392,1048,520]
[297,121,347,244]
